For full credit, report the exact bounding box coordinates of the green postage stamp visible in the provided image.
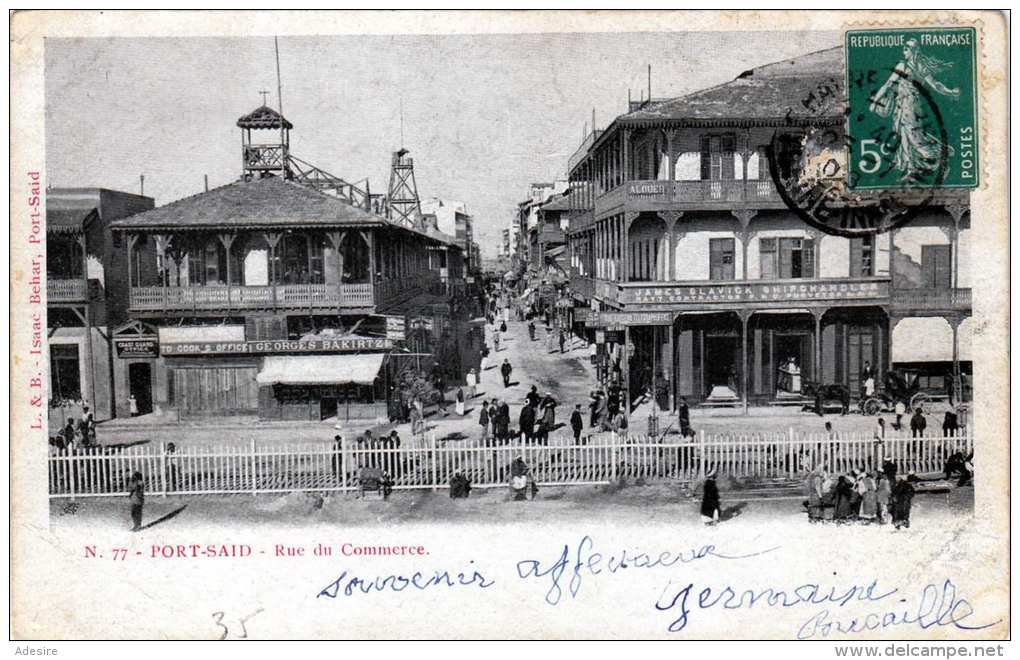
[845,27,978,190]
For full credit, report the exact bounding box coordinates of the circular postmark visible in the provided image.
[768,65,949,237]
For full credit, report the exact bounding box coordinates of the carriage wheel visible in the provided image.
[862,398,881,416]
[909,392,931,414]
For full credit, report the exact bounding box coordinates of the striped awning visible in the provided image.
[256,353,386,386]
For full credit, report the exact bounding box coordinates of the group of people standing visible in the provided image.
[587,386,629,437]
[476,385,559,445]
[50,406,96,452]
[804,462,916,528]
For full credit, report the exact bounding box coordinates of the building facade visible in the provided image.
[47,187,155,425]
[565,47,972,410]
[106,105,466,422]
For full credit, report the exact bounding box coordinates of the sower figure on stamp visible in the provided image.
[869,38,961,183]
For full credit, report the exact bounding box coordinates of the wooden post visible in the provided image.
[623,324,632,416]
[430,432,439,492]
[740,311,749,415]
[610,433,618,484]
[813,309,825,383]
[250,437,258,496]
[788,427,796,478]
[218,233,236,310]
[698,429,706,478]
[732,210,756,281]
[159,441,167,497]
[340,438,347,497]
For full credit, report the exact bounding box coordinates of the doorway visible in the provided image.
[704,336,738,394]
[128,362,153,416]
[774,334,810,393]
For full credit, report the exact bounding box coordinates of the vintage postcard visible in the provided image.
[9,10,1010,644]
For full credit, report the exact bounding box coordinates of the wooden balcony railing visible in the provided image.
[891,287,971,311]
[47,279,89,303]
[595,178,784,217]
[129,283,375,312]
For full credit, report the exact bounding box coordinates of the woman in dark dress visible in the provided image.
[891,476,916,529]
[700,470,721,525]
[833,475,856,523]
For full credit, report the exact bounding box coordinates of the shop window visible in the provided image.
[850,236,875,277]
[709,238,735,281]
[50,344,81,401]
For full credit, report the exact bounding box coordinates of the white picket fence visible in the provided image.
[47,430,972,499]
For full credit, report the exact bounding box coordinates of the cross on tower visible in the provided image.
[259,90,270,106]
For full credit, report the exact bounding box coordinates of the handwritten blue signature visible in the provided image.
[516,534,780,606]
[796,580,1002,639]
[654,577,1000,636]
[317,562,495,599]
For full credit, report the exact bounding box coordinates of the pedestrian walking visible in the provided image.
[588,391,601,427]
[910,408,927,437]
[497,399,511,442]
[678,397,691,436]
[570,404,584,444]
[540,392,557,427]
[805,466,824,522]
[165,442,179,492]
[891,474,916,529]
[942,409,959,437]
[500,359,513,388]
[479,401,491,443]
[466,368,478,398]
[129,394,139,417]
[128,471,144,531]
[559,329,567,354]
[331,434,344,479]
[858,470,878,523]
[528,320,536,341]
[456,387,466,416]
[893,400,907,430]
[493,332,501,353]
[875,470,892,524]
[833,475,855,523]
[519,403,536,443]
[611,410,628,439]
[700,469,720,525]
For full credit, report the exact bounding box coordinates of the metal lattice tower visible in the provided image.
[386,148,423,230]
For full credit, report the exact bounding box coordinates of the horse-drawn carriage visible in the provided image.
[857,370,962,418]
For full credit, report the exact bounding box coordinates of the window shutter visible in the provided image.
[700,136,711,180]
[759,238,777,279]
[721,135,736,178]
[757,147,770,179]
[850,238,862,277]
[803,238,816,278]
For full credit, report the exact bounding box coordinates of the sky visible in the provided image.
[45,31,838,258]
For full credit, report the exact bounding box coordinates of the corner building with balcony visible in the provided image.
[566,47,972,410]
[108,105,457,421]
[46,187,155,424]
